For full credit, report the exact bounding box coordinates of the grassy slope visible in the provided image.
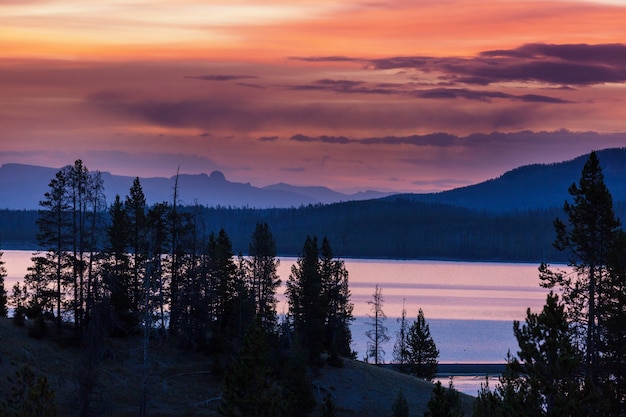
[0,318,474,416]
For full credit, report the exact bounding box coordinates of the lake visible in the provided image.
[2,250,553,395]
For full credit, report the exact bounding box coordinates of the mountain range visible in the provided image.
[0,164,392,210]
[2,147,626,211]
[387,147,626,212]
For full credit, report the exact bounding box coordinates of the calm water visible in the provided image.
[3,250,553,395]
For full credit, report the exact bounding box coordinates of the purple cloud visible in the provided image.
[295,43,626,87]
[184,75,259,81]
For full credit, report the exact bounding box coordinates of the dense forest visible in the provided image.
[1,201,570,262]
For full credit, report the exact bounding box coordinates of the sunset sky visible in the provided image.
[2,0,626,193]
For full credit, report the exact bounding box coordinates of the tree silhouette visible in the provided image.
[0,249,7,317]
[543,151,621,383]
[365,285,389,364]
[406,308,439,381]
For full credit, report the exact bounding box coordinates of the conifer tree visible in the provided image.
[218,320,289,417]
[392,390,409,417]
[424,380,463,417]
[23,255,55,318]
[37,168,71,332]
[286,235,326,365]
[248,222,281,332]
[542,151,621,382]
[207,228,246,350]
[512,292,583,416]
[393,301,410,371]
[365,284,389,364]
[320,237,353,361]
[0,249,7,317]
[406,308,439,381]
[125,177,147,314]
[104,194,134,325]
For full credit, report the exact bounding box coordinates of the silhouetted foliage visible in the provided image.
[425,379,463,417]
[219,320,290,417]
[392,390,409,417]
[0,365,58,417]
[406,308,439,381]
[393,301,410,371]
[365,285,389,365]
[0,250,7,317]
[248,222,281,332]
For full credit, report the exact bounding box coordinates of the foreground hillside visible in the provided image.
[0,318,474,416]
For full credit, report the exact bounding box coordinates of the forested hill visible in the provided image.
[1,200,567,262]
[5,148,626,262]
[387,147,626,212]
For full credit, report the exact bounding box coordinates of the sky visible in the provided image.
[2,0,626,193]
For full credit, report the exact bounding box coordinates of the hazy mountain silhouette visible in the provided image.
[0,164,392,210]
[2,148,626,211]
[385,147,626,212]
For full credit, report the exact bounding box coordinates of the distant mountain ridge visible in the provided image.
[3,148,626,211]
[386,147,626,212]
[0,163,393,210]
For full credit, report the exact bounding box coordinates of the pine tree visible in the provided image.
[0,249,7,317]
[406,308,439,381]
[393,301,410,371]
[512,292,583,416]
[424,379,463,417]
[320,237,353,362]
[104,195,134,326]
[23,255,55,318]
[286,235,326,365]
[542,151,621,383]
[392,390,409,417]
[365,284,389,364]
[601,229,626,416]
[248,222,281,332]
[125,177,147,314]
[207,228,243,350]
[37,167,71,332]
[218,320,289,417]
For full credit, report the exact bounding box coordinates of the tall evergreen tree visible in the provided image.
[0,249,7,317]
[248,222,281,332]
[146,202,170,330]
[37,168,71,332]
[473,294,597,417]
[67,160,90,332]
[393,301,410,371]
[207,228,243,349]
[125,177,147,314]
[286,235,326,365]
[84,169,106,320]
[319,237,353,361]
[542,151,621,383]
[406,308,439,381]
[512,292,586,416]
[218,320,289,417]
[601,229,626,415]
[365,284,389,365]
[23,255,56,318]
[104,195,134,326]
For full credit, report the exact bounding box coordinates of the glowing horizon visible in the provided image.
[2,0,626,193]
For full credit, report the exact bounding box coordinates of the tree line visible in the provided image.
[0,160,355,417]
[0,195,583,263]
